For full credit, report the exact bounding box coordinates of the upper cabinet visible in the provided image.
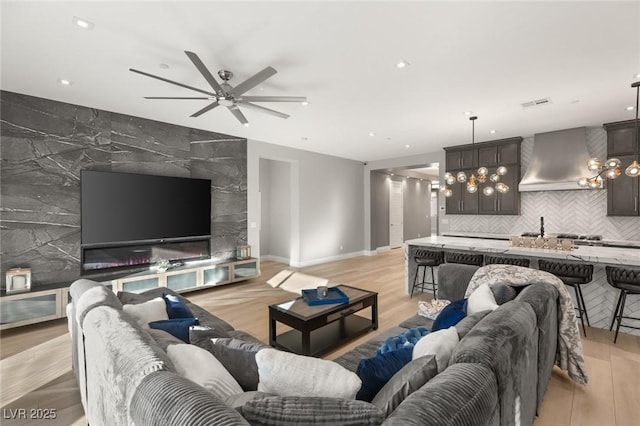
[444,137,522,215]
[604,119,640,216]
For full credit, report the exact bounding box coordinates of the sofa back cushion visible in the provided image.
[437,264,479,301]
[450,301,538,426]
[383,363,499,426]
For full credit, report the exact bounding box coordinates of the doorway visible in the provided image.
[389,180,404,248]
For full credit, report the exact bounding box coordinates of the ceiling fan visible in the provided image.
[129,51,307,126]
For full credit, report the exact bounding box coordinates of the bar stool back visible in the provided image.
[538,260,593,337]
[444,252,484,267]
[484,255,530,268]
[605,266,640,343]
[411,249,445,299]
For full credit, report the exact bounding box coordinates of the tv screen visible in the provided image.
[81,170,211,245]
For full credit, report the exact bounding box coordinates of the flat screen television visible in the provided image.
[80,170,211,274]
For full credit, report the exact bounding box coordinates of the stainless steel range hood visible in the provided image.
[519,127,595,192]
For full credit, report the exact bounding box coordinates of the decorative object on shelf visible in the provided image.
[236,245,252,260]
[155,259,171,273]
[5,268,31,294]
[509,235,574,251]
[441,116,509,197]
[578,81,640,188]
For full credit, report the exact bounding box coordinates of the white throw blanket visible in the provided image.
[467,264,588,385]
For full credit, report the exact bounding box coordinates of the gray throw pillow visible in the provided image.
[371,354,438,418]
[455,310,491,340]
[209,338,270,391]
[489,282,518,305]
[242,396,384,426]
[189,325,231,348]
[224,391,274,413]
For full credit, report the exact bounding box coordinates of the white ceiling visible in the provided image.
[2,1,639,162]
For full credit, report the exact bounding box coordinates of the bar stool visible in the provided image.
[605,266,640,343]
[411,250,445,299]
[444,251,484,267]
[484,255,530,268]
[538,260,593,337]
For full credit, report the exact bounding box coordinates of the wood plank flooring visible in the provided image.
[1,249,638,425]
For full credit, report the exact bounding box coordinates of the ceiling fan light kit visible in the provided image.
[130,51,307,126]
[441,116,509,198]
[578,81,640,188]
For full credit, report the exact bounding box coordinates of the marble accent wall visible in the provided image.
[1,91,247,288]
[448,127,640,241]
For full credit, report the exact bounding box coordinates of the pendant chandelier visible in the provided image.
[578,81,640,188]
[441,116,509,197]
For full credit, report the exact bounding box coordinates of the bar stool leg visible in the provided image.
[610,290,624,331]
[411,265,422,299]
[614,291,627,344]
[576,285,590,327]
[572,285,587,337]
[430,266,437,299]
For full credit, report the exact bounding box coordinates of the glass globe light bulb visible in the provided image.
[496,182,509,193]
[444,172,453,180]
[604,167,621,179]
[443,188,453,198]
[467,183,477,193]
[483,186,495,196]
[489,173,500,183]
[605,158,621,169]
[577,177,589,187]
[496,166,507,176]
[587,158,603,172]
[625,160,640,177]
[456,171,467,183]
[477,167,488,176]
[587,177,602,189]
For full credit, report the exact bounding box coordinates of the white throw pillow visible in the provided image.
[122,297,168,328]
[412,327,459,373]
[467,284,499,315]
[167,343,243,400]
[255,348,361,399]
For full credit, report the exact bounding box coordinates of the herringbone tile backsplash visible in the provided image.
[448,127,640,242]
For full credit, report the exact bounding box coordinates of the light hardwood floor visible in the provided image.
[1,249,638,425]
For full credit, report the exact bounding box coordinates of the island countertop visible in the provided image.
[406,236,640,267]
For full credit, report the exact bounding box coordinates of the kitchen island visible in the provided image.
[405,235,640,336]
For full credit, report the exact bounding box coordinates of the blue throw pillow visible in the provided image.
[149,317,199,343]
[377,327,429,354]
[163,293,194,319]
[355,346,413,402]
[431,298,468,332]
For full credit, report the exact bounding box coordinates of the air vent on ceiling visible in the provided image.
[521,97,552,108]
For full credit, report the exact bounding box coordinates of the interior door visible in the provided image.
[389,180,404,248]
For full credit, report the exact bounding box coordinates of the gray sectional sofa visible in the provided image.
[68,262,560,426]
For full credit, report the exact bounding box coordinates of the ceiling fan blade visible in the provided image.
[144,97,213,100]
[184,51,223,93]
[240,96,307,103]
[227,105,249,125]
[229,66,277,96]
[237,101,289,119]
[190,101,220,118]
[130,68,216,96]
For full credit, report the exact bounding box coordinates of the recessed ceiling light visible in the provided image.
[405,144,410,148]
[243,123,249,127]
[464,111,473,116]
[396,60,410,69]
[634,73,640,79]
[490,130,496,134]
[301,101,309,106]
[369,132,375,137]
[72,16,94,30]
[625,106,635,111]
[57,78,72,86]
[159,63,169,69]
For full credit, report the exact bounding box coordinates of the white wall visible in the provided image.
[259,158,291,262]
[248,140,365,267]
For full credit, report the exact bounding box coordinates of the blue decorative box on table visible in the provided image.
[302,287,349,306]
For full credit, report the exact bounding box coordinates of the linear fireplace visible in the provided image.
[81,238,210,275]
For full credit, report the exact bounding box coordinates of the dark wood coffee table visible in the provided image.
[269,284,378,357]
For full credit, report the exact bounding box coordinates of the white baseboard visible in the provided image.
[364,246,391,256]
[260,255,290,265]
[376,246,391,253]
[290,250,367,268]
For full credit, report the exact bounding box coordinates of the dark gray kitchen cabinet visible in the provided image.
[445,147,476,170]
[604,120,639,216]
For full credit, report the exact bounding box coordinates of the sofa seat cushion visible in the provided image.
[383,363,498,426]
[167,343,243,401]
[333,327,407,372]
[398,314,434,331]
[256,349,361,400]
[371,354,438,418]
[355,347,413,402]
[242,396,384,426]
